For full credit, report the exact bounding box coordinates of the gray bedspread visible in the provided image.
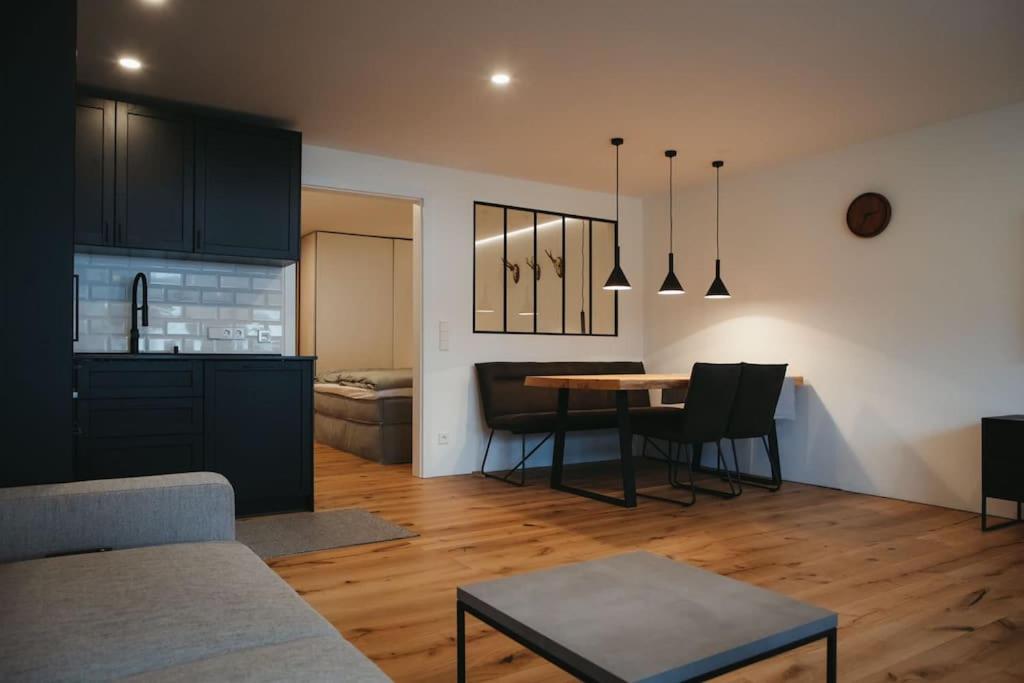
[316,368,413,391]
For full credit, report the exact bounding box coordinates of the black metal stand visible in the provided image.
[550,388,637,508]
[637,441,697,507]
[480,429,553,487]
[457,598,837,682]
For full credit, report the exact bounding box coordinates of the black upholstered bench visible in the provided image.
[474,361,674,485]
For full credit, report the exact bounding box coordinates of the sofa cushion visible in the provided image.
[121,634,388,682]
[0,541,387,681]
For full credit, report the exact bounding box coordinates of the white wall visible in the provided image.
[303,146,645,477]
[642,102,1024,514]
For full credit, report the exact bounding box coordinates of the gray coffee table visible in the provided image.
[456,552,837,682]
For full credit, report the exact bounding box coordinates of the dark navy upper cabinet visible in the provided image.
[115,102,194,253]
[195,120,301,261]
[74,97,115,246]
[73,92,301,264]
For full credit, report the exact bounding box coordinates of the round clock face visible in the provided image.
[846,192,892,238]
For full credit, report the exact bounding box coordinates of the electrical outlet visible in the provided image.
[437,432,449,445]
[207,327,245,340]
[257,329,271,343]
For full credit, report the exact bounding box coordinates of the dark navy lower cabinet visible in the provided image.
[73,355,313,515]
[980,415,1024,532]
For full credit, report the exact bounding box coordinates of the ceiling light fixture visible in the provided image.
[704,160,731,299]
[603,137,631,291]
[490,73,511,86]
[658,149,685,295]
[118,56,142,71]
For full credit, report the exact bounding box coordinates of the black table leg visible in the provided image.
[826,628,837,683]
[549,388,569,489]
[457,601,466,683]
[616,390,638,508]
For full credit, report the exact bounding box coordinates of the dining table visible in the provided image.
[523,373,804,508]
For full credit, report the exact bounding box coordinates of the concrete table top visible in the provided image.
[457,552,837,683]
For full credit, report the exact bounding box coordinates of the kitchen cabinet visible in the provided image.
[74,97,115,246]
[115,102,194,252]
[195,119,301,261]
[204,360,313,515]
[73,355,313,515]
[73,92,301,264]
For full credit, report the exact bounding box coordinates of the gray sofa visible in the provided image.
[0,473,391,682]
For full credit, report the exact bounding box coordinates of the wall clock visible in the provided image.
[846,192,892,238]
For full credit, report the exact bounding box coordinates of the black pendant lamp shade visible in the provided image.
[603,137,631,291]
[658,149,685,295]
[704,160,731,299]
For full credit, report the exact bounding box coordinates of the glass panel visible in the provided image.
[505,209,535,332]
[474,204,504,331]
[590,220,616,335]
[564,218,588,334]
[535,213,563,333]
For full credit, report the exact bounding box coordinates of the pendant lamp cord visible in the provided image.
[668,155,674,254]
[715,164,721,259]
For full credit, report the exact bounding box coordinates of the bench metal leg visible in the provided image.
[457,602,466,683]
[481,430,553,487]
[639,440,697,507]
[827,628,837,683]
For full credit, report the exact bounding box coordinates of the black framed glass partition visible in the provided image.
[473,201,618,336]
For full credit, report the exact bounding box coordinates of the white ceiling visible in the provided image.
[78,0,1024,195]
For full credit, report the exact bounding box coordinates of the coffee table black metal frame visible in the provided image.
[456,598,837,682]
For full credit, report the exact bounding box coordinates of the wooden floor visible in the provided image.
[271,444,1024,682]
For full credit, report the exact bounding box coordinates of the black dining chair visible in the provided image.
[632,362,742,505]
[723,363,788,491]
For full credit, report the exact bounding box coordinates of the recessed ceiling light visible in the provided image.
[490,73,511,86]
[118,56,143,71]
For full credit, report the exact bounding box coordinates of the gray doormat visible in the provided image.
[236,508,416,559]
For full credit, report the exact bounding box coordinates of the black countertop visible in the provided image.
[74,353,316,361]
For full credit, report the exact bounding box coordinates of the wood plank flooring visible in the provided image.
[270,444,1024,682]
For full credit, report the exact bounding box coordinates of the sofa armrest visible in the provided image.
[0,472,235,563]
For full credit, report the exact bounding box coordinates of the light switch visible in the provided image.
[439,320,449,351]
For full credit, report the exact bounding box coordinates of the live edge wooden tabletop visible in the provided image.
[524,373,805,391]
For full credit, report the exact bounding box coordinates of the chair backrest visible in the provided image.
[679,362,742,443]
[726,363,788,439]
[475,361,650,427]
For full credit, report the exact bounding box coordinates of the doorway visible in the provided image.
[298,187,422,478]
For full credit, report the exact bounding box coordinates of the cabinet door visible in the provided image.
[74,97,115,246]
[76,434,203,481]
[195,119,300,261]
[204,360,312,514]
[115,102,194,252]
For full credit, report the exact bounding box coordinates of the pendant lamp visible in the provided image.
[705,160,731,299]
[658,149,684,295]
[603,137,631,291]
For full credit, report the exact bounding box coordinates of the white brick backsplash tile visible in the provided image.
[166,321,200,336]
[252,308,281,321]
[150,304,184,318]
[234,292,265,306]
[149,272,184,286]
[185,305,219,320]
[186,273,218,287]
[251,277,281,291]
[217,307,251,321]
[201,290,235,304]
[167,289,201,303]
[74,252,286,354]
[220,275,250,289]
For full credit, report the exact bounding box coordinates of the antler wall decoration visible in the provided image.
[500,257,521,284]
[545,249,564,278]
[525,257,542,281]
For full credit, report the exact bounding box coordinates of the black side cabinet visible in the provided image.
[980,415,1024,531]
[204,360,313,515]
[74,356,313,515]
[195,119,301,261]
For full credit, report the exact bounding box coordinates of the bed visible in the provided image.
[314,369,413,465]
